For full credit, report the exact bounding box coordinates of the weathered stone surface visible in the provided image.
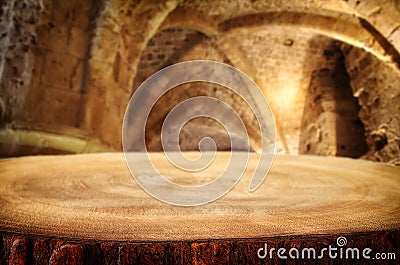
[0,0,42,126]
[299,42,368,158]
[25,85,81,128]
[342,44,400,164]
[0,0,399,161]
[41,51,83,91]
[233,32,336,154]
[90,27,120,64]
[46,24,69,53]
[67,27,89,59]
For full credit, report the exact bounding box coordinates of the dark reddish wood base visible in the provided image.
[1,230,399,265]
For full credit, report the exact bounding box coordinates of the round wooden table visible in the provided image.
[0,153,399,264]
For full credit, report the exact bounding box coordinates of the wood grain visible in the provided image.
[0,153,399,264]
[1,152,399,241]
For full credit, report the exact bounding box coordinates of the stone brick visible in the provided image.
[35,24,49,50]
[80,57,128,144]
[67,27,89,58]
[41,51,83,92]
[87,59,115,90]
[26,86,81,128]
[342,44,400,163]
[79,89,106,134]
[101,9,123,33]
[2,0,400,158]
[300,43,368,158]
[31,52,44,85]
[90,28,119,64]
[51,0,92,29]
[113,54,135,91]
[47,25,68,53]
[70,0,91,29]
[38,11,52,27]
[120,34,142,65]
[80,84,127,149]
[98,106,123,149]
[133,28,217,90]
[52,1,71,26]
[236,31,335,143]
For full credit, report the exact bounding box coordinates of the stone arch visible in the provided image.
[345,0,400,55]
[159,9,219,36]
[81,0,400,153]
[135,14,288,152]
[215,10,400,154]
[80,0,180,149]
[1,0,398,157]
[218,11,400,66]
[132,25,264,151]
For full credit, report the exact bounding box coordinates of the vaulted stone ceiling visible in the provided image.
[0,0,399,164]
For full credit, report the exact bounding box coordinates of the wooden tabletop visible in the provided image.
[0,152,399,242]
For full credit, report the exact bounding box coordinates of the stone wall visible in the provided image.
[342,45,400,165]
[0,0,399,161]
[136,28,358,155]
[24,0,93,132]
[135,27,259,152]
[299,41,368,158]
[133,28,208,90]
[234,30,337,154]
[0,0,42,126]
[0,0,111,156]
[79,0,179,150]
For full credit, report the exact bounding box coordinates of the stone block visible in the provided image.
[343,44,400,162]
[71,10,90,29]
[120,34,142,66]
[47,25,68,53]
[52,0,91,28]
[67,27,89,58]
[70,0,91,29]
[98,108,123,149]
[27,86,81,128]
[79,89,106,133]
[90,28,119,64]
[80,86,124,149]
[87,59,115,90]
[52,1,71,26]
[31,52,44,85]
[113,55,135,91]
[36,25,49,50]
[42,51,83,92]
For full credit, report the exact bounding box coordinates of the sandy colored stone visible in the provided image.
[342,44,400,163]
[90,27,120,64]
[46,25,68,53]
[26,86,81,128]
[67,27,89,58]
[41,51,83,91]
[1,0,400,160]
